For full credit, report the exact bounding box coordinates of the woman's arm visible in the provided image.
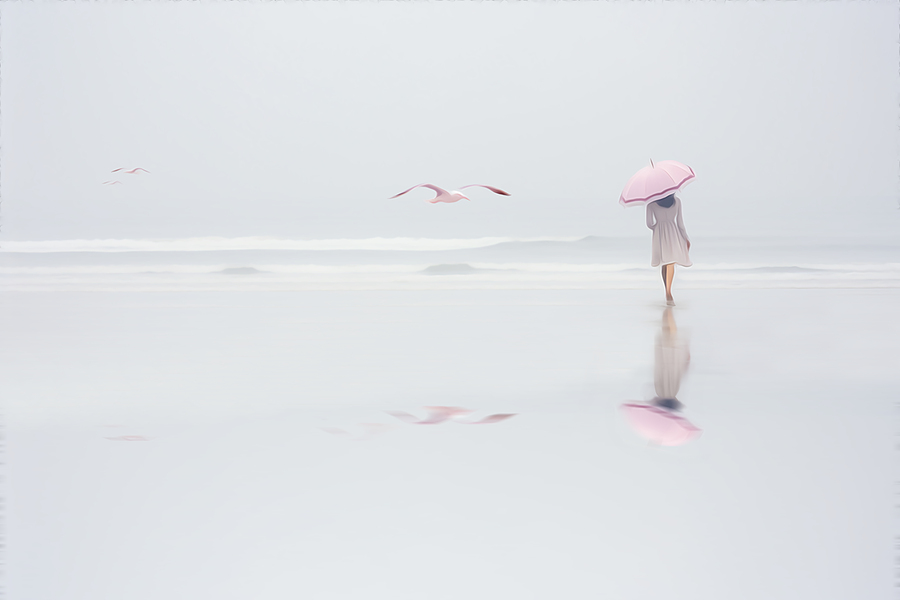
[646,204,656,230]
[675,197,690,247]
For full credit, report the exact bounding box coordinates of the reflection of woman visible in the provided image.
[618,307,699,446]
[646,194,691,306]
[652,307,690,411]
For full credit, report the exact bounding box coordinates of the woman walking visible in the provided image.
[646,193,691,306]
[619,159,696,306]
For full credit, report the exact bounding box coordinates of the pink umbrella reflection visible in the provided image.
[620,403,701,446]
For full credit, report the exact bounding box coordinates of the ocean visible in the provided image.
[2,234,898,292]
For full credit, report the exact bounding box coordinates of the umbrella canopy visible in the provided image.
[619,160,695,207]
[620,402,701,446]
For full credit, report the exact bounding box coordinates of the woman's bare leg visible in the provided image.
[661,265,667,284]
[665,265,675,301]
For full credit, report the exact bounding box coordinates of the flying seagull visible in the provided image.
[112,167,150,174]
[389,183,511,204]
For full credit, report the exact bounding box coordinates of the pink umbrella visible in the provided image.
[619,160,695,207]
[620,402,701,446]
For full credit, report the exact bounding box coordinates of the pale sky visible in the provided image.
[0,1,897,240]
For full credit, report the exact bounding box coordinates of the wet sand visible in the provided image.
[2,287,896,599]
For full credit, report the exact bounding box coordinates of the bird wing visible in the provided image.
[389,183,448,199]
[130,168,150,173]
[111,168,125,173]
[458,184,511,196]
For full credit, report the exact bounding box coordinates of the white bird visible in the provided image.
[389,183,511,204]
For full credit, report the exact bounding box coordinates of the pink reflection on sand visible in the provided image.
[620,403,700,446]
[322,407,516,441]
[387,406,516,425]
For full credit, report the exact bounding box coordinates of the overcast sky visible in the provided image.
[0,1,897,241]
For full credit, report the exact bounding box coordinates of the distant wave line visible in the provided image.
[2,263,899,281]
[1,262,898,276]
[0,236,587,254]
[4,278,899,293]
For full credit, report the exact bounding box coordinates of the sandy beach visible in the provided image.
[2,283,896,599]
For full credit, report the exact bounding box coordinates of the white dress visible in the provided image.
[646,196,692,267]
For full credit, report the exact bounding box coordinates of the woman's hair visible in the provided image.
[655,194,675,208]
